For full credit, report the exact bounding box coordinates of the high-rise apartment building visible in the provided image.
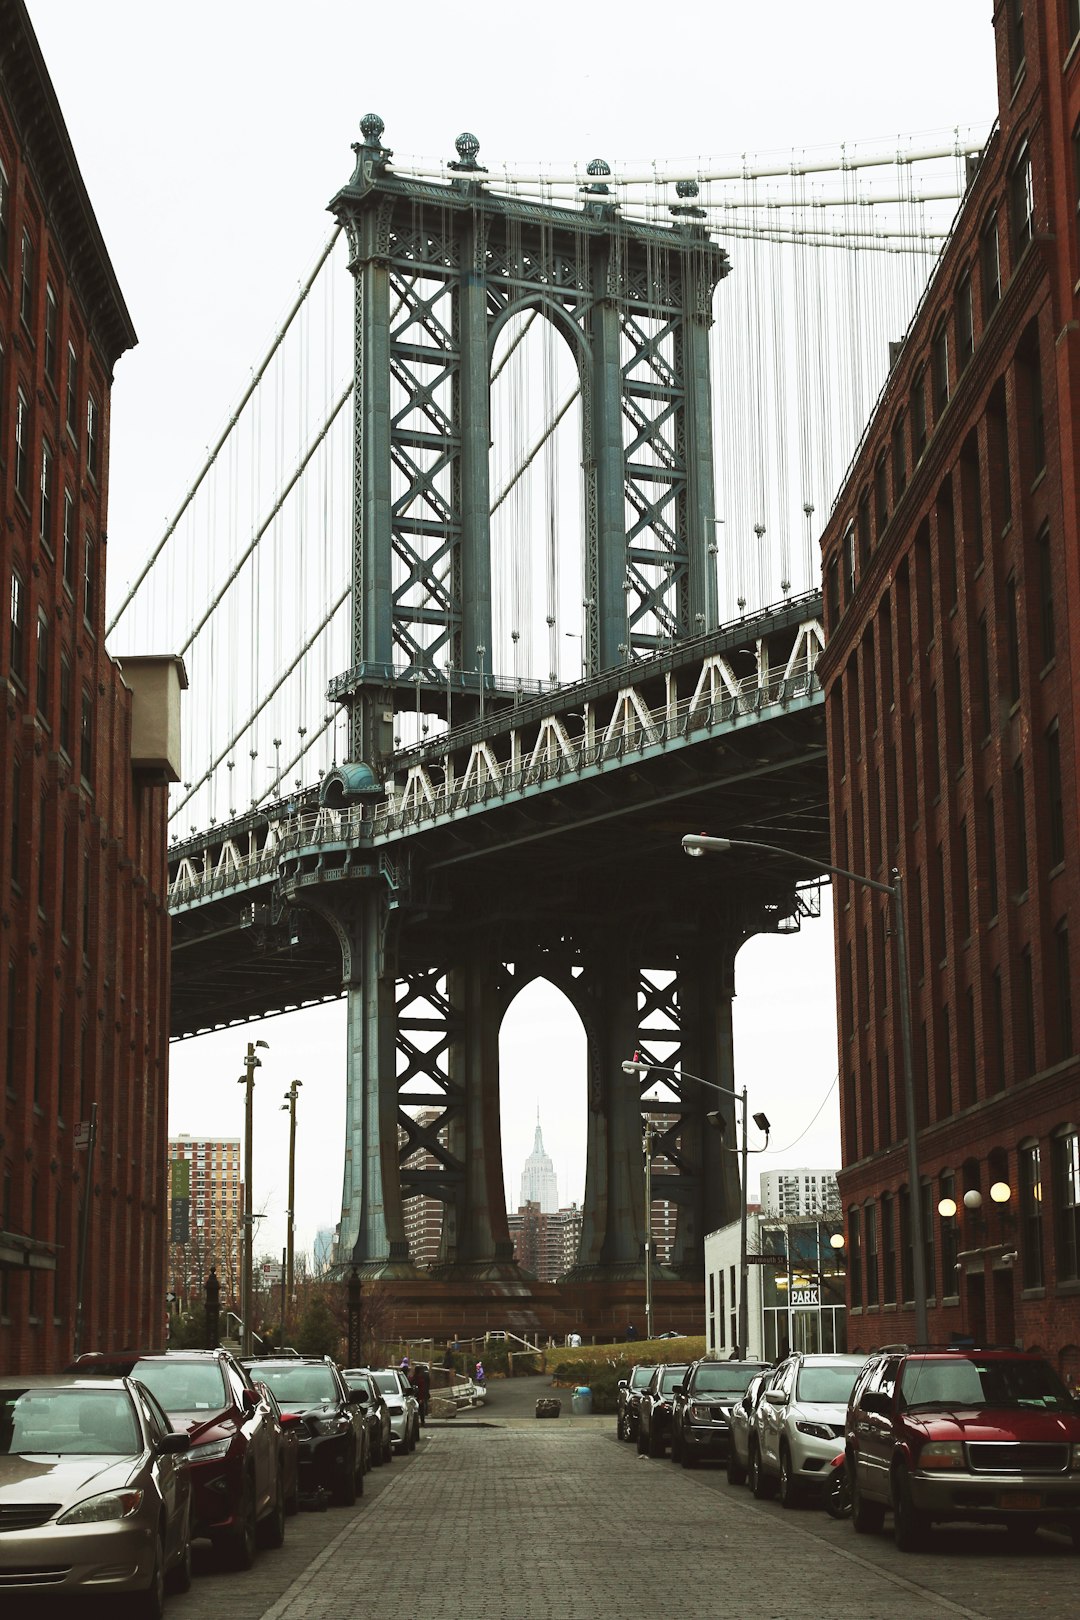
[401,1109,445,1269]
[0,0,183,1372]
[167,1136,242,1306]
[759,1169,841,1220]
[508,1201,583,1282]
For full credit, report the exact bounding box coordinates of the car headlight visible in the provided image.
[310,1416,350,1436]
[795,1421,835,1440]
[386,1404,403,1416]
[58,1489,144,1524]
[918,1441,965,1470]
[188,1437,233,1461]
[690,1404,719,1422]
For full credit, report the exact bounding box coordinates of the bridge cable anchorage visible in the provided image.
[168,587,349,822]
[179,382,353,657]
[106,224,343,637]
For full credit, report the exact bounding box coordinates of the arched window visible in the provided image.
[1010,140,1034,258]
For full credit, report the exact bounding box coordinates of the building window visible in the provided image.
[1009,0,1025,79]
[59,655,72,756]
[1019,1139,1043,1290]
[1056,921,1073,1062]
[1047,724,1065,868]
[62,491,75,593]
[1070,0,1080,46]
[39,440,53,551]
[1011,142,1034,257]
[86,395,99,483]
[0,159,8,274]
[920,1181,935,1301]
[82,847,91,953]
[864,1202,879,1306]
[1006,575,1021,704]
[80,691,93,781]
[990,967,1005,1091]
[981,213,1001,317]
[849,1207,862,1308]
[1014,757,1029,894]
[827,556,839,628]
[1055,1129,1080,1283]
[1020,947,1036,1076]
[35,611,48,717]
[931,321,950,418]
[956,273,974,369]
[15,389,29,502]
[19,230,34,326]
[857,491,871,570]
[9,569,25,683]
[985,790,999,919]
[940,1172,959,1293]
[83,534,95,628]
[881,1193,897,1305]
[891,412,907,500]
[1037,526,1055,665]
[874,452,889,536]
[66,345,79,443]
[843,524,856,603]
[899,1187,914,1302]
[977,614,992,742]
[44,283,59,384]
[1018,324,1045,477]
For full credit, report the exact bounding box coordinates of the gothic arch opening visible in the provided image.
[499,976,586,1278]
[489,310,586,688]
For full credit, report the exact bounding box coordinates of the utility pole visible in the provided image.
[238,1040,268,1357]
[281,1079,302,1342]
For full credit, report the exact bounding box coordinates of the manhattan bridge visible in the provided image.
[109,116,986,1288]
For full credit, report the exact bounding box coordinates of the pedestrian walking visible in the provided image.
[474,1360,485,1386]
[414,1362,430,1424]
[626,1323,637,1342]
[442,1343,456,1373]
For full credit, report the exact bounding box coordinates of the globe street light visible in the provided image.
[682,832,928,1347]
[622,1057,770,1359]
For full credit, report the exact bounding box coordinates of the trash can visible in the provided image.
[571,1385,593,1416]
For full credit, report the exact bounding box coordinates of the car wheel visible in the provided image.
[778,1445,800,1509]
[257,1469,286,1549]
[647,1421,663,1458]
[127,1530,165,1619]
[681,1443,697,1470]
[616,1408,625,1441]
[892,1465,930,1552]
[165,1506,193,1593]
[850,1470,885,1534]
[1005,1517,1040,1549]
[285,1457,300,1515]
[726,1446,746,1487]
[636,1421,647,1455]
[749,1442,775,1500]
[334,1444,358,1506]
[383,1433,393,1463]
[217,1476,257,1571]
[356,1440,365,1497]
[669,1425,681,1462]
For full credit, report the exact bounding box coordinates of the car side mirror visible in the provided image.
[764,1389,787,1406]
[672,1384,685,1397]
[241,1388,261,1411]
[157,1431,190,1455]
[349,1389,367,1405]
[860,1391,891,1417]
[618,1380,628,1390]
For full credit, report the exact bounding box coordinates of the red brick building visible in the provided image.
[819,0,1080,1373]
[0,0,182,1371]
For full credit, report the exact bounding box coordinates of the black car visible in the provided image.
[670,1359,769,1468]
[241,1356,366,1505]
[615,1364,656,1443]
[636,1363,689,1457]
[341,1369,393,1467]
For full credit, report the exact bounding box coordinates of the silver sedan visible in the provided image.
[0,1373,192,1616]
[367,1369,421,1452]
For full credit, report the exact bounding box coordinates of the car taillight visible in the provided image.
[1070,1444,1080,1472]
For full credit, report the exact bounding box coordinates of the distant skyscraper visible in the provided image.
[519,1115,559,1213]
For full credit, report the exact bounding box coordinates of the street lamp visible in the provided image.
[622,1057,770,1359]
[682,832,928,1347]
[238,1039,269,1357]
[643,1115,658,1341]
[280,1080,303,1342]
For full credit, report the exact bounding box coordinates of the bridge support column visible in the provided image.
[570,952,645,1277]
[436,945,523,1280]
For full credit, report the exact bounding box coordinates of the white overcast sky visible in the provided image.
[27,1,997,1264]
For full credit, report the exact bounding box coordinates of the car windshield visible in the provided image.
[132,1359,229,1413]
[659,1366,688,1394]
[796,1365,860,1404]
[692,1366,760,1397]
[258,1366,338,1404]
[900,1357,1074,1411]
[0,1389,140,1455]
[372,1372,403,1397]
[630,1367,654,1389]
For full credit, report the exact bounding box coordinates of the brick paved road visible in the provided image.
[148,1411,1078,1620]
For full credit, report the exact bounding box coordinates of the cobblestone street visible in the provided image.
[150,1394,1078,1620]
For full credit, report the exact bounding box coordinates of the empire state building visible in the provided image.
[519,1116,559,1213]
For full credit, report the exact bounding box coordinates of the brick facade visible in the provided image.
[818,0,1080,1374]
[0,1,173,1371]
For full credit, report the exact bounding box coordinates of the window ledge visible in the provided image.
[1055,1279,1080,1298]
[941,1294,960,1307]
[1019,1286,1045,1301]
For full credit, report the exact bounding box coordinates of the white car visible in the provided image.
[367,1370,420,1452]
[749,1353,866,1507]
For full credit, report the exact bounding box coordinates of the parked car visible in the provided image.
[0,1373,192,1614]
[750,1352,866,1507]
[637,1363,690,1457]
[75,1347,284,1567]
[845,1346,1080,1551]
[340,1369,393,1466]
[726,1370,770,1486]
[670,1359,769,1468]
[253,1381,303,1512]
[615,1364,655,1443]
[367,1368,421,1452]
[240,1356,366,1505]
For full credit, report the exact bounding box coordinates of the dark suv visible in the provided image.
[616,1364,655,1443]
[636,1364,690,1457]
[845,1347,1080,1551]
[74,1348,284,1568]
[670,1359,769,1468]
[242,1356,366,1505]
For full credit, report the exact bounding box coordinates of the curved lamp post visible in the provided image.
[622,1057,770,1358]
[682,833,928,1348]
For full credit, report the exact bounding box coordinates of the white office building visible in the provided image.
[704,1209,846,1362]
[759,1169,841,1220]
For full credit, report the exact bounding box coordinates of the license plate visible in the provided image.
[998,1493,1040,1511]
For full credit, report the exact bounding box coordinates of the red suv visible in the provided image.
[845,1347,1080,1551]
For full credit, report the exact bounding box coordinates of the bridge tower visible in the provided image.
[310,117,765,1282]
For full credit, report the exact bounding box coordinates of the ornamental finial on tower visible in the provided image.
[359,112,386,147]
[670,178,706,220]
[449,131,486,173]
[582,157,612,196]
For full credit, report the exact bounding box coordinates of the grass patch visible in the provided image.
[546,1336,707,1413]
